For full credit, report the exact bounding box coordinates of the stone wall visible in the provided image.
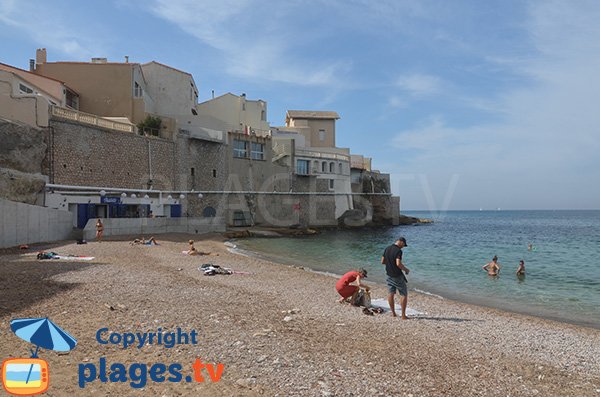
[50,119,175,190]
[82,216,225,240]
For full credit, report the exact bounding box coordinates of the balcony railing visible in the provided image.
[51,106,134,133]
[296,148,350,162]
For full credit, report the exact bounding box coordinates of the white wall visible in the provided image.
[0,198,73,248]
[142,62,197,117]
[82,217,226,240]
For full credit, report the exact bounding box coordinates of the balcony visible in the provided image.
[51,106,133,133]
[296,148,350,162]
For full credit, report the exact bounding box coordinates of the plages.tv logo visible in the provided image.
[2,318,77,396]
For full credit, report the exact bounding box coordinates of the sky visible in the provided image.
[1,0,599,210]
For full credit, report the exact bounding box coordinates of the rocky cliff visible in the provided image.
[0,118,48,204]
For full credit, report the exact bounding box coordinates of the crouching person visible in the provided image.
[335,268,369,304]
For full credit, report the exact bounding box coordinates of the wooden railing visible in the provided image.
[51,106,134,133]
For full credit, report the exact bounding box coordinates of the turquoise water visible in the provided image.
[235,210,600,328]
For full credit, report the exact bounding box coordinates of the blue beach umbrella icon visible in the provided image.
[10,318,77,384]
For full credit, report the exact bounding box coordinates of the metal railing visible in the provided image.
[296,148,350,161]
[51,106,134,133]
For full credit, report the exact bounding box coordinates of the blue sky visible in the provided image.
[2,0,599,210]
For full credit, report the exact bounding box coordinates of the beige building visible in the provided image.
[141,61,198,118]
[33,49,150,125]
[285,110,339,148]
[0,61,79,109]
[0,62,80,128]
[196,93,270,138]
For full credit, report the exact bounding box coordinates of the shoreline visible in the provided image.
[230,237,600,331]
[1,233,599,396]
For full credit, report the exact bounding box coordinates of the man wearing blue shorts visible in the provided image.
[381,237,410,319]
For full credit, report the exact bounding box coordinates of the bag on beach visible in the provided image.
[352,289,371,308]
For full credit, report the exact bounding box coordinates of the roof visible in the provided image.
[0,62,79,95]
[286,110,340,120]
[141,61,192,77]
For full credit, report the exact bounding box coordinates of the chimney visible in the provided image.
[29,59,35,72]
[124,55,129,63]
[91,57,108,64]
[36,48,47,65]
[211,90,214,99]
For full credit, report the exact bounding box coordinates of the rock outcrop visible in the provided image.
[0,118,47,204]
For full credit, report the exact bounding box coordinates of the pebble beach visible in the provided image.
[1,233,599,396]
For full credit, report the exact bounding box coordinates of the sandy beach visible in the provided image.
[1,233,599,396]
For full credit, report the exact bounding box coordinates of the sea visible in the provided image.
[234,210,600,329]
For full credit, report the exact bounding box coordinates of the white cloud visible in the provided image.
[146,0,351,87]
[0,0,98,59]
[389,2,600,209]
[394,73,443,97]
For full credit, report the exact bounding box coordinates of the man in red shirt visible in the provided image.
[336,268,369,304]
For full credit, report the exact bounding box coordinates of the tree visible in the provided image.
[137,115,162,136]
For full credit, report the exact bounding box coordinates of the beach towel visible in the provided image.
[37,252,95,261]
[197,264,252,275]
[370,298,424,316]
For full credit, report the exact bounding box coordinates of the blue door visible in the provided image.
[77,204,96,229]
[170,204,182,218]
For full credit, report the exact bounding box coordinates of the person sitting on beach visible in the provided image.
[335,268,369,304]
[187,240,199,255]
[483,256,501,276]
[516,260,525,276]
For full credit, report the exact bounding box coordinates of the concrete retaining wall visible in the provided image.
[0,198,73,248]
[82,217,226,240]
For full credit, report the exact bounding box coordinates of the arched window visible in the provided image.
[338,162,343,174]
[322,162,327,173]
[329,162,335,173]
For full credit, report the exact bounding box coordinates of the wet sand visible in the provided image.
[1,234,599,396]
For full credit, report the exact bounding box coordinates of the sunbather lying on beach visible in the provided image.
[483,256,501,276]
[131,237,159,245]
[335,268,369,304]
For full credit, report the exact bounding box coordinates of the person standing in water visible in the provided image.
[516,260,526,276]
[482,255,501,276]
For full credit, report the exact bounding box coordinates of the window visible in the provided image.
[329,162,335,173]
[251,142,265,160]
[329,179,335,190]
[19,83,33,94]
[261,110,266,121]
[312,160,319,173]
[321,162,327,173]
[297,159,310,175]
[351,170,361,184]
[233,139,248,158]
[319,129,326,141]
[339,163,343,174]
[212,169,217,178]
[191,167,195,176]
[134,82,143,97]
